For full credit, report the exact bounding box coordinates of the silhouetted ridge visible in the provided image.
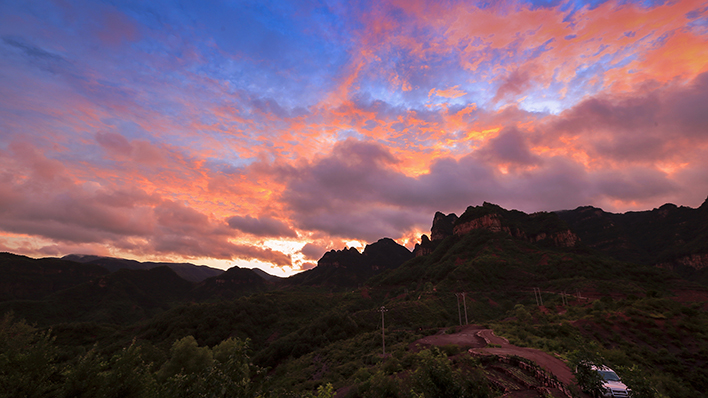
[249,267,281,281]
[191,266,267,300]
[286,238,413,288]
[63,254,223,282]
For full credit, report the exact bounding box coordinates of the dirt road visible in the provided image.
[413,325,575,387]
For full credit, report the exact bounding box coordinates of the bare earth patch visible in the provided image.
[412,325,587,398]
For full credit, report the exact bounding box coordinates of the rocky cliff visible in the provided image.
[431,212,458,241]
[453,203,579,247]
[414,203,579,257]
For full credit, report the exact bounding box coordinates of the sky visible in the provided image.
[1,0,707,276]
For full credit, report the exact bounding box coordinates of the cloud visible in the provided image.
[227,215,297,238]
[299,242,328,260]
[429,85,467,99]
[492,68,536,104]
[477,127,539,166]
[0,141,292,266]
[1,35,70,74]
[545,71,708,163]
[8,141,67,182]
[96,132,133,157]
[151,233,291,267]
[299,262,317,271]
[278,139,503,240]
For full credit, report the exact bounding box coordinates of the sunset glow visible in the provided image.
[1,0,707,274]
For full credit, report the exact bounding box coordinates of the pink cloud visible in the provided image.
[430,85,467,99]
[226,215,297,238]
[492,67,537,104]
[9,141,67,182]
[544,71,708,164]
[96,132,132,157]
[299,242,329,261]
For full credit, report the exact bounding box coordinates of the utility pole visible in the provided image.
[455,293,462,325]
[378,306,388,355]
[462,292,468,325]
[533,287,543,307]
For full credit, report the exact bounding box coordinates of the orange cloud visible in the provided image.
[430,85,467,99]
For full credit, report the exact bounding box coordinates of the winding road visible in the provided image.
[414,325,575,387]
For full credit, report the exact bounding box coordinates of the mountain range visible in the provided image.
[4,198,708,312]
[2,198,708,397]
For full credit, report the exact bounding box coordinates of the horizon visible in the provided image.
[4,197,705,277]
[1,0,707,276]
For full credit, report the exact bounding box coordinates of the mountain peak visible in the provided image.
[285,238,413,288]
[431,212,458,241]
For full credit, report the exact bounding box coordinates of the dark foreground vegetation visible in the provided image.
[2,200,708,397]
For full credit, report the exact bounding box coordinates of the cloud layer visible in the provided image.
[1,0,707,273]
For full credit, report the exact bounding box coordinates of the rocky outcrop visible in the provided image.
[317,247,362,269]
[416,203,580,252]
[549,230,580,247]
[413,235,433,257]
[362,237,414,270]
[451,212,579,248]
[413,211,458,257]
[453,214,503,235]
[431,212,458,241]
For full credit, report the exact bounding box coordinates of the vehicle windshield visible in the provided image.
[599,370,621,381]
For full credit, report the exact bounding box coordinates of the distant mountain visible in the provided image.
[286,238,414,287]
[0,266,194,326]
[0,252,109,301]
[191,266,268,300]
[249,267,281,281]
[63,254,223,282]
[556,197,708,286]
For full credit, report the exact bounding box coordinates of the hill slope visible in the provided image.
[0,266,194,326]
[0,252,109,301]
[556,197,708,286]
